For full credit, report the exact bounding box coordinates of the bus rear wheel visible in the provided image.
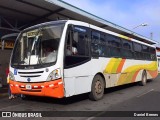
[139,71,147,86]
[89,75,105,101]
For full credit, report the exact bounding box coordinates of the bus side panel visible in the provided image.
[116,60,158,85]
[158,57,160,73]
[64,59,108,97]
[64,58,157,97]
[74,76,93,95]
[147,70,158,79]
[63,77,75,97]
[64,76,93,97]
[103,58,158,86]
[64,61,93,97]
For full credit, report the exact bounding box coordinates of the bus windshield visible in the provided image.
[11,24,64,67]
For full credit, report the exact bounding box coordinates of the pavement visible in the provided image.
[0,85,8,98]
[0,77,159,120]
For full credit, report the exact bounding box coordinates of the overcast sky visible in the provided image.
[62,0,160,43]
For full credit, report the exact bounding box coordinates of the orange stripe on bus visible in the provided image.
[132,70,140,82]
[117,59,126,73]
[148,70,158,78]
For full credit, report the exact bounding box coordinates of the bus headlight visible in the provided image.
[9,71,15,81]
[46,69,61,81]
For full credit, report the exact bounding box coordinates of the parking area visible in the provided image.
[0,75,159,120]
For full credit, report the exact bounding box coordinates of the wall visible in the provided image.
[0,49,12,86]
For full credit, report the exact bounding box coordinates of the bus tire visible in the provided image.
[89,74,105,101]
[139,71,147,86]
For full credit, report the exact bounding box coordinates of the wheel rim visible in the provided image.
[95,80,103,94]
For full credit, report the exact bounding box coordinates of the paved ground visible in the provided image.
[0,75,160,120]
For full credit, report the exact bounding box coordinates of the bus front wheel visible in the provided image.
[139,71,147,86]
[89,75,105,101]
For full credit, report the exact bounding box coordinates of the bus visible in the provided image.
[9,20,158,101]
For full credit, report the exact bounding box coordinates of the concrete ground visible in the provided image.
[0,75,160,120]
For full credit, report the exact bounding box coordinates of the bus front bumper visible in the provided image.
[9,79,64,98]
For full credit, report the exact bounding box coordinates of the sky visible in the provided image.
[62,0,160,43]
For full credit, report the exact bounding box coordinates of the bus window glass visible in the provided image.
[150,47,156,60]
[107,34,121,57]
[91,31,100,56]
[134,43,142,52]
[65,25,90,67]
[99,34,109,57]
[107,35,121,47]
[150,47,156,54]
[123,40,132,50]
[142,45,149,53]
[133,42,143,59]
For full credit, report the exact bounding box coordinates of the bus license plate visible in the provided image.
[26,84,32,90]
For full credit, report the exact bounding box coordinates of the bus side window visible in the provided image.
[107,34,121,57]
[133,42,143,60]
[91,31,100,56]
[64,25,90,68]
[150,47,156,60]
[122,39,133,59]
[66,31,78,56]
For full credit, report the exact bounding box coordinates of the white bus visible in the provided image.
[9,20,158,100]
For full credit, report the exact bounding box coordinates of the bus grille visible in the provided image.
[18,71,44,78]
